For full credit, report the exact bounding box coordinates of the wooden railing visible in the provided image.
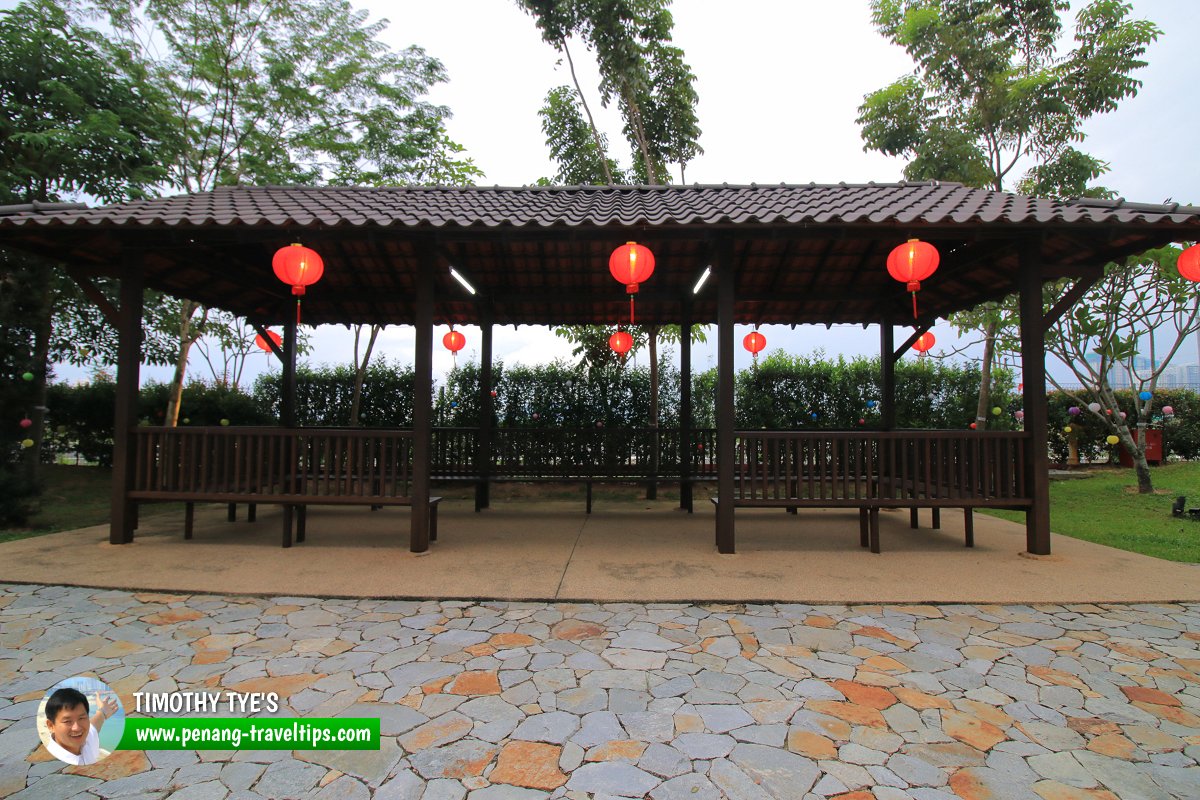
[734,430,1030,506]
[130,427,414,501]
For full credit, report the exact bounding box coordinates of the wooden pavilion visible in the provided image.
[2,182,1197,555]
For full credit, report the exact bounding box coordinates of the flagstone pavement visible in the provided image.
[1,584,1197,800]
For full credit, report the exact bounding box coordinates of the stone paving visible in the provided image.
[1,584,1198,800]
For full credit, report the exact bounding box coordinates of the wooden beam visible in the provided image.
[680,300,693,513]
[1019,242,1052,555]
[880,323,896,431]
[250,322,285,362]
[894,323,934,361]
[476,311,494,512]
[66,269,119,327]
[715,236,736,554]
[1043,275,1103,331]
[110,252,143,545]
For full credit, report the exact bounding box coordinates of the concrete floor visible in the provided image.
[2,499,1197,604]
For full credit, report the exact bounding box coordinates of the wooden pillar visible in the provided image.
[1019,244,1052,554]
[281,317,298,427]
[476,313,494,512]
[679,302,693,513]
[715,238,736,553]
[410,241,434,552]
[110,253,143,544]
[880,322,896,431]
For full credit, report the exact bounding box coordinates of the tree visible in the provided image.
[77,0,481,424]
[857,0,1160,426]
[1034,247,1197,493]
[0,0,179,506]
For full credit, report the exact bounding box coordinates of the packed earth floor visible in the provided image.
[1,585,1198,799]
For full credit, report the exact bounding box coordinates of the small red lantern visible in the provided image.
[272,243,324,323]
[887,239,939,318]
[743,331,766,364]
[912,331,935,354]
[255,329,282,352]
[609,242,655,323]
[1178,243,1200,282]
[609,330,633,356]
[443,329,466,364]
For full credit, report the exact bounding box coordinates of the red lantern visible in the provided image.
[743,331,766,362]
[886,239,939,318]
[912,332,935,353]
[609,330,633,355]
[443,330,466,353]
[255,329,282,352]
[1178,243,1200,282]
[609,242,655,323]
[272,243,324,323]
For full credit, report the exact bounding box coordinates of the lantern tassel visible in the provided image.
[296,297,302,325]
[912,292,918,319]
[630,296,635,325]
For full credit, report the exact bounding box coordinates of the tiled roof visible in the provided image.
[1,182,1196,230]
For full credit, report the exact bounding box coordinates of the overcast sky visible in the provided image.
[42,0,1200,386]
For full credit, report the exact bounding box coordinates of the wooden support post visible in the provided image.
[1019,244,1052,554]
[715,237,736,554]
[280,315,298,546]
[411,241,435,552]
[110,254,143,545]
[680,305,693,513]
[881,322,896,431]
[477,314,493,512]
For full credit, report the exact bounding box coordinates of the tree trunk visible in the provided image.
[349,324,381,426]
[562,40,613,185]
[166,301,204,427]
[1115,424,1154,494]
[974,319,998,429]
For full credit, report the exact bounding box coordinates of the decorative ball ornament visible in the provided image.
[969,422,977,430]
[1106,435,1120,445]
[1119,411,1127,419]
[490,390,498,398]
[913,332,935,353]
[450,400,458,408]
[255,329,282,352]
[886,238,940,318]
[1088,402,1102,413]
[609,330,633,356]
[532,413,540,420]
[743,331,767,359]
[1163,405,1175,416]
[19,418,32,429]
[1015,410,1025,421]
[866,400,877,409]
[20,438,33,448]
[1069,406,1080,415]
[21,372,33,381]
[1177,243,1200,281]
[220,418,230,426]
[1063,425,1073,434]
[272,243,324,323]
[810,412,818,421]
[1138,391,1152,401]
[609,242,655,323]
[991,406,1002,416]
[859,418,866,425]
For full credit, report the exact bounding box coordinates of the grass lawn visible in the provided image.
[0,465,181,544]
[982,461,1200,563]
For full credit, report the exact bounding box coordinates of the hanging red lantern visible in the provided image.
[886,239,939,318]
[255,329,282,352]
[743,331,766,361]
[443,329,466,353]
[609,242,655,324]
[609,330,633,356]
[1178,243,1200,282]
[272,243,324,323]
[912,331,935,353]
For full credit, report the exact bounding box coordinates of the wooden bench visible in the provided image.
[171,495,442,548]
[873,475,1032,551]
[712,496,880,552]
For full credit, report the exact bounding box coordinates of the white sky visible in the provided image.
[42,0,1200,387]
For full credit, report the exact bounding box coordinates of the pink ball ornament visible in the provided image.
[532,413,539,420]
[1015,410,1025,421]
[1119,411,1127,419]
[1163,405,1175,416]
[19,418,32,429]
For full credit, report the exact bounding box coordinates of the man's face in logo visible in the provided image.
[46,703,90,755]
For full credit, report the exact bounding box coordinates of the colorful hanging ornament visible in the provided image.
[1163,405,1175,416]
[272,243,324,324]
[255,329,282,352]
[991,406,1002,416]
[1177,243,1200,281]
[1088,402,1102,413]
[609,329,633,356]
[886,239,940,318]
[1138,391,1152,401]
[1063,425,1073,434]
[609,242,655,324]
[1069,406,1080,415]
[743,331,766,363]
[1106,435,1120,445]
[21,372,33,381]
[1015,410,1025,421]
[443,329,466,365]
[19,418,32,428]
[20,438,34,448]
[913,332,935,354]
[969,422,977,430]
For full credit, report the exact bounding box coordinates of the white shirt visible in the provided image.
[45,725,100,765]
